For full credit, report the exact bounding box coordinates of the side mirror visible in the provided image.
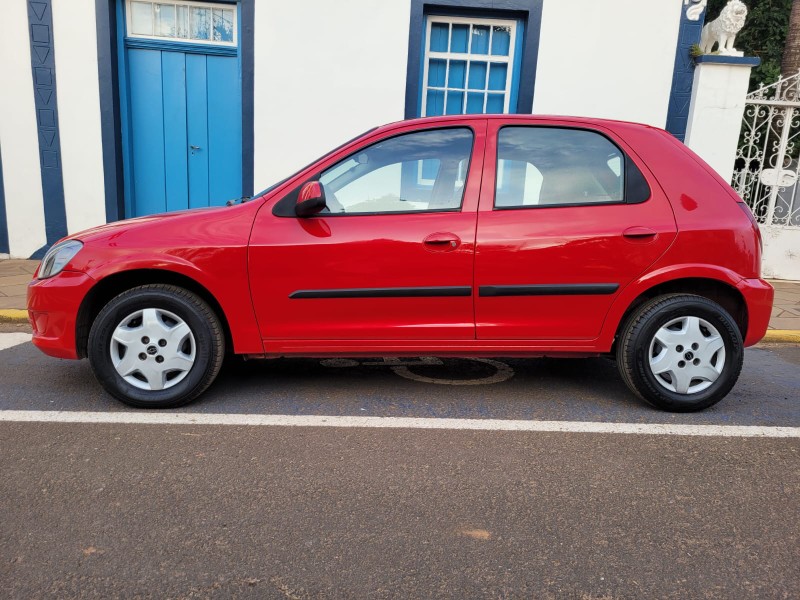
[296,181,326,218]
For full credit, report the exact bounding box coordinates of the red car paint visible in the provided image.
[27,115,773,361]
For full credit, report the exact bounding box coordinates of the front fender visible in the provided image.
[78,249,264,355]
[85,253,211,286]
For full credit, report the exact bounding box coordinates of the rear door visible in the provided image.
[474,120,677,340]
[249,121,486,341]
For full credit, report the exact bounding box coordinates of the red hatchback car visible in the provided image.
[27,115,773,411]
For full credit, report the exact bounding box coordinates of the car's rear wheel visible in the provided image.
[88,284,224,408]
[616,294,743,412]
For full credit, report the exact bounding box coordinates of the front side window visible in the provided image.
[495,127,626,208]
[421,16,522,116]
[319,128,473,215]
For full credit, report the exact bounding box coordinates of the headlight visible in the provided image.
[38,240,83,279]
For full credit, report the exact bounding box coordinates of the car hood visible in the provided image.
[59,200,266,278]
[68,206,224,242]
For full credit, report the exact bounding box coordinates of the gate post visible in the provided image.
[684,56,760,181]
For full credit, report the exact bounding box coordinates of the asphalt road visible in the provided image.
[1,333,798,598]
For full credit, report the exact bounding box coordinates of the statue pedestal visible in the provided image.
[684,55,760,182]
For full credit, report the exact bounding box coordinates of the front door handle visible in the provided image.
[623,226,657,238]
[423,232,460,250]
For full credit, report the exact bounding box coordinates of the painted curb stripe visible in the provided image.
[0,410,797,437]
[0,310,29,323]
[763,330,800,343]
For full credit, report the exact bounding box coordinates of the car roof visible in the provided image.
[376,113,661,135]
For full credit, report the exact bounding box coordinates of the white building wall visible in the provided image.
[761,228,800,280]
[0,0,48,257]
[253,0,412,191]
[533,0,681,127]
[52,0,108,235]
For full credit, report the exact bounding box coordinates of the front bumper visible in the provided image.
[27,270,95,360]
[738,277,774,347]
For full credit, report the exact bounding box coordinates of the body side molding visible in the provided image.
[479,284,620,297]
[289,286,473,299]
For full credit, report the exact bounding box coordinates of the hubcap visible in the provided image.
[110,308,196,391]
[648,316,726,395]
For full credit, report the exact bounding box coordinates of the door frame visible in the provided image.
[95,0,254,222]
[248,118,488,344]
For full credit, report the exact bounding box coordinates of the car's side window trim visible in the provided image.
[492,124,651,211]
[272,125,477,218]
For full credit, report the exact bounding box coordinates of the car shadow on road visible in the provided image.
[205,354,650,418]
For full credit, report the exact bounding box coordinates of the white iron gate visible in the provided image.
[733,72,800,279]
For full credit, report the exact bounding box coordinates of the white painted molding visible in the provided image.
[685,0,708,21]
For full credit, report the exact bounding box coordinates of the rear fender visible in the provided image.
[597,264,744,350]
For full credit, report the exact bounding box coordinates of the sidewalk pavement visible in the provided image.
[0,260,37,315]
[1,259,799,341]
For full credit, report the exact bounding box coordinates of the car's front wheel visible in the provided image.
[88,284,225,408]
[616,294,744,412]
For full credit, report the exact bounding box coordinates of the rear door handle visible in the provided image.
[423,232,460,250]
[623,226,657,238]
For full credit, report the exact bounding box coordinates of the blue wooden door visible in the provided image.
[126,48,242,216]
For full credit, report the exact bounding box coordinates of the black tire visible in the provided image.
[88,284,225,409]
[616,294,744,412]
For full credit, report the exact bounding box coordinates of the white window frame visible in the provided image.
[126,0,238,47]
[421,15,519,117]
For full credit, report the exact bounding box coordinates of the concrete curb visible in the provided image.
[0,310,28,324]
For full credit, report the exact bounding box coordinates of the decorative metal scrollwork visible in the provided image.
[733,72,800,227]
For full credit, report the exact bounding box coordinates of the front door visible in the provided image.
[475,121,677,340]
[122,0,242,216]
[249,123,486,342]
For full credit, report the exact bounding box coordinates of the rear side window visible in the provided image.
[495,127,627,208]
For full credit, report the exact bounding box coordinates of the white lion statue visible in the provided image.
[700,0,748,55]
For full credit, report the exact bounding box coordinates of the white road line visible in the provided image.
[0,333,31,350]
[0,410,798,437]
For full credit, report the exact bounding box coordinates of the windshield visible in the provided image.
[252,127,378,199]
